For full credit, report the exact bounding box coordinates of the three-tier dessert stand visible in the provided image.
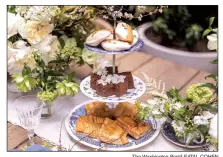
[64,11,161,151]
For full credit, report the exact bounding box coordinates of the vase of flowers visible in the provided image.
[7,6,102,117]
[136,71,218,149]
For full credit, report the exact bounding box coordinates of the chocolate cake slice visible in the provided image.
[118,72,134,89]
[96,83,115,97]
[90,73,101,90]
[90,66,118,90]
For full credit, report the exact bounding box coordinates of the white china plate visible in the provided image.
[65,100,161,151]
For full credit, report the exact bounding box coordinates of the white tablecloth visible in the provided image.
[8,85,203,151]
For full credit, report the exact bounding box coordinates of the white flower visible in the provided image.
[137,14,143,21]
[209,114,217,139]
[8,12,18,39]
[124,12,134,20]
[32,34,60,65]
[172,120,185,133]
[16,6,60,24]
[149,91,168,99]
[8,40,36,75]
[172,102,184,110]
[207,33,217,51]
[193,116,209,126]
[202,111,215,120]
[17,14,54,44]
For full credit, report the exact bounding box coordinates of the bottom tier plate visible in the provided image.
[65,100,161,151]
[80,75,146,103]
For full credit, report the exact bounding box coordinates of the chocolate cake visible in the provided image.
[96,81,128,97]
[90,66,118,90]
[119,72,134,89]
[90,65,134,97]
[90,73,101,90]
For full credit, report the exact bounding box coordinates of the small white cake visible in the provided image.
[115,22,134,43]
[130,29,139,47]
[85,30,111,46]
[101,39,131,51]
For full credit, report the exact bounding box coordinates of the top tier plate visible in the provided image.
[84,40,144,55]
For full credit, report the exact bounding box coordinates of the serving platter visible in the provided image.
[65,100,161,151]
[161,121,208,149]
[84,40,144,55]
[80,76,146,103]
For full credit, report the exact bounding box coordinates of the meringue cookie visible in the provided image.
[115,22,133,43]
[101,39,131,51]
[130,29,139,47]
[85,30,111,46]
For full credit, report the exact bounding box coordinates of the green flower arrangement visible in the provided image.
[186,83,213,105]
[136,72,218,148]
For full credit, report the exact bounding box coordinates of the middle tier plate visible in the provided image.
[80,75,146,102]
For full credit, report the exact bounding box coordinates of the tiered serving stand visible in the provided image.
[64,25,161,151]
[80,40,146,103]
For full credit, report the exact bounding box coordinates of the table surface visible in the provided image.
[7,51,213,150]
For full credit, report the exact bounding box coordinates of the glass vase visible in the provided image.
[41,101,54,119]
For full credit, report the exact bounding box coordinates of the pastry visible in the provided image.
[130,29,139,47]
[116,116,153,139]
[85,30,111,46]
[101,39,131,51]
[110,102,137,119]
[76,115,105,138]
[85,101,110,117]
[115,22,134,43]
[99,118,128,145]
[76,116,128,145]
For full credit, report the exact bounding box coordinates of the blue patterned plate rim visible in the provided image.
[65,100,161,151]
[84,40,144,55]
[161,121,208,149]
[80,75,146,103]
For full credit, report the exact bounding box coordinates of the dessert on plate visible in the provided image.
[90,65,134,97]
[85,22,139,52]
[75,101,153,145]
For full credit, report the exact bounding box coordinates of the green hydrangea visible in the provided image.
[37,91,57,102]
[12,74,38,92]
[82,48,98,65]
[186,83,213,105]
[59,36,82,64]
[56,80,79,96]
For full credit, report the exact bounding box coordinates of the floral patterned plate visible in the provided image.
[65,100,161,151]
[80,76,146,103]
[84,40,144,54]
[161,121,208,149]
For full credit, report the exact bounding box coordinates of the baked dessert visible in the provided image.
[96,74,128,97]
[101,39,131,51]
[99,118,128,145]
[90,66,118,90]
[131,29,139,46]
[110,102,137,119]
[115,22,134,43]
[86,30,111,46]
[119,72,134,89]
[76,116,128,145]
[85,101,110,117]
[76,115,105,139]
[116,116,153,139]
